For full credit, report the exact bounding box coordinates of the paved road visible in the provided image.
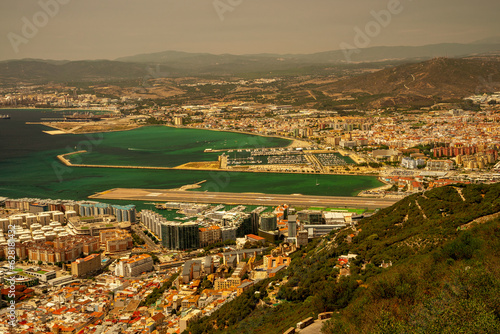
[132,225,160,251]
[298,319,328,334]
[90,188,398,209]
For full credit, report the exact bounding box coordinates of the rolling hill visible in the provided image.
[0,60,176,85]
[319,57,500,108]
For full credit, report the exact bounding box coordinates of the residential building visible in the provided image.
[100,229,133,253]
[161,222,199,250]
[71,253,101,277]
[115,254,153,277]
[199,226,221,247]
[26,235,99,263]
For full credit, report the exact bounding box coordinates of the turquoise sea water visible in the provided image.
[0,109,383,203]
[69,126,291,167]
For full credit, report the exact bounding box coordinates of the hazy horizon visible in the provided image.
[1,0,499,61]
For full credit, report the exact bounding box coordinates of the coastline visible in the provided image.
[27,121,145,135]
[164,124,308,149]
[16,107,305,147]
[29,120,301,149]
[10,109,386,196]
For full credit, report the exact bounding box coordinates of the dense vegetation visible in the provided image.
[131,231,145,246]
[186,183,500,333]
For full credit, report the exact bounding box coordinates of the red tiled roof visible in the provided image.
[247,234,265,241]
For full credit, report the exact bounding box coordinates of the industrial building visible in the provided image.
[297,210,324,224]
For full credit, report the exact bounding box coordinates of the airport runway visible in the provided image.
[90,188,399,209]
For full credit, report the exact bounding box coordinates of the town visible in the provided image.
[0,195,370,333]
[3,87,500,198]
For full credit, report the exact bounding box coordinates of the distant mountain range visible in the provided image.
[116,42,500,65]
[1,41,500,85]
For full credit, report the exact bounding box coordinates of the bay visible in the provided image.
[0,109,383,203]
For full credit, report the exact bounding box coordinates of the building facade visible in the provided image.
[161,222,199,250]
[71,253,101,277]
[115,254,153,277]
[100,229,133,253]
[26,235,99,263]
[199,226,222,247]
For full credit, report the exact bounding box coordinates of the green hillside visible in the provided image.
[186,183,500,333]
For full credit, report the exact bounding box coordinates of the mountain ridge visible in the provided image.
[317,57,500,108]
[116,42,500,64]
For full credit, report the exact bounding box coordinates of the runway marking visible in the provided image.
[90,188,399,209]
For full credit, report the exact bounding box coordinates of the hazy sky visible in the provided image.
[1,0,499,60]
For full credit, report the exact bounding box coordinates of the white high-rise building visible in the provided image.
[115,254,153,277]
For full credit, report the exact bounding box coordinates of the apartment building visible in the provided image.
[71,253,101,277]
[115,254,153,277]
